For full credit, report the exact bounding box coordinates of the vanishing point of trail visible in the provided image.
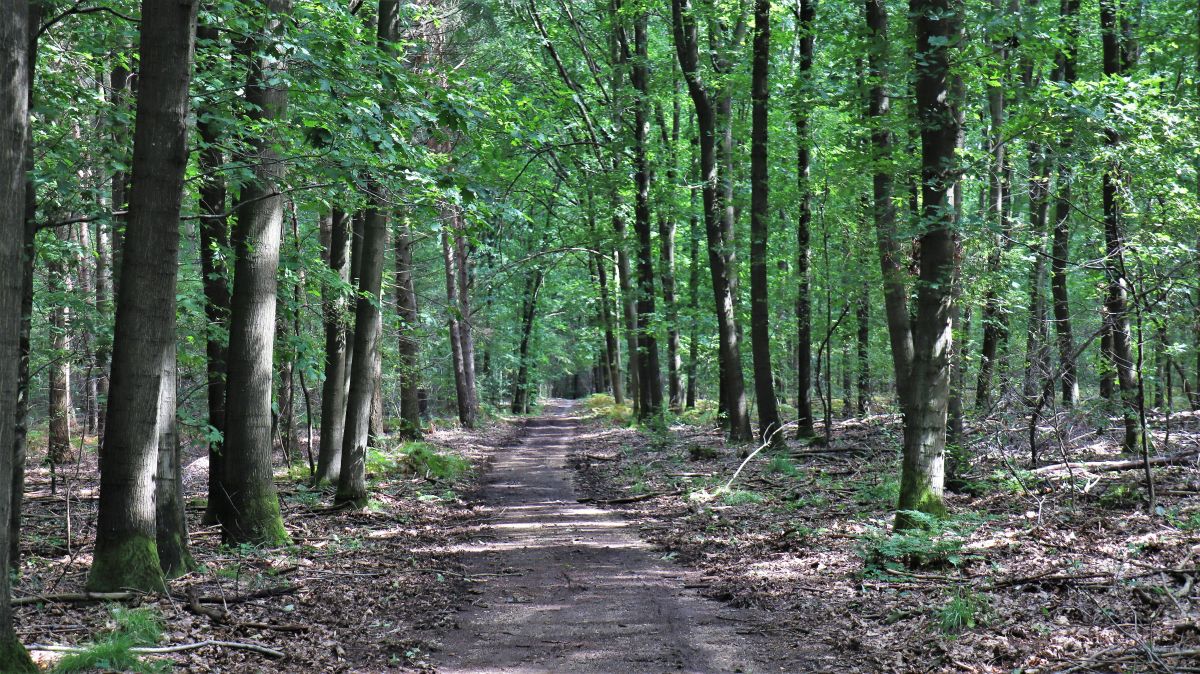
[437,405,823,674]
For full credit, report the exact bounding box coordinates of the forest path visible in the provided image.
[436,403,823,674]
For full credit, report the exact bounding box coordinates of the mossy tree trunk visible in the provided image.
[89,0,199,590]
[895,0,963,528]
[216,0,292,546]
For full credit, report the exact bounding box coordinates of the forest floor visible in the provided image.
[16,422,510,672]
[14,399,1200,673]
[434,400,827,673]
[571,399,1200,673]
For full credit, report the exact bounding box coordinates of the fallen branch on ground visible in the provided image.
[30,639,285,659]
[1032,451,1197,475]
[13,591,138,606]
[578,489,684,505]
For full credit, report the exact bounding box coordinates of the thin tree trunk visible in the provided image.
[976,16,1011,412]
[749,0,781,442]
[88,0,198,590]
[395,215,421,435]
[315,210,350,483]
[216,0,292,546]
[0,0,36,666]
[1099,0,1141,453]
[47,242,73,491]
[512,270,545,414]
[454,220,479,426]
[655,91,683,413]
[856,259,871,417]
[794,0,817,438]
[685,184,701,410]
[1050,0,1080,408]
[9,1,41,569]
[196,22,230,523]
[442,222,472,426]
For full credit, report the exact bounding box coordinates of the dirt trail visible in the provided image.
[437,405,823,674]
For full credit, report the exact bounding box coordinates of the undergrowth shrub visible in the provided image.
[582,393,633,425]
[860,511,971,573]
[366,442,469,481]
[677,399,717,426]
[54,606,166,674]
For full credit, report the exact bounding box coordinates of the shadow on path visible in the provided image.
[436,404,821,674]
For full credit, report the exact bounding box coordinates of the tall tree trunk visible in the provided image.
[670,0,752,441]
[88,0,198,590]
[216,0,292,546]
[1051,0,1080,407]
[155,341,193,577]
[656,91,684,413]
[338,0,397,493]
[395,215,422,435]
[1193,0,1199,410]
[1099,0,1141,453]
[794,0,817,438]
[336,202,386,506]
[749,0,781,442]
[896,0,962,528]
[196,22,231,523]
[0,1,37,666]
[596,248,623,405]
[865,0,913,414]
[610,7,639,413]
[315,210,350,483]
[975,12,1011,413]
[631,10,664,421]
[94,218,111,442]
[9,0,41,568]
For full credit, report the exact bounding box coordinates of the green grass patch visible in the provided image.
[766,455,798,477]
[721,490,764,506]
[53,606,167,674]
[940,589,989,635]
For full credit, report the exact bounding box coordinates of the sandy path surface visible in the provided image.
[437,406,820,674]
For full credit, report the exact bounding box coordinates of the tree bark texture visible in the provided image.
[89,0,198,591]
[670,0,752,441]
[315,210,350,483]
[0,1,37,666]
[749,0,782,442]
[216,0,292,546]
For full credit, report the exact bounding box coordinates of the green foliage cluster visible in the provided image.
[366,442,470,482]
[53,607,166,674]
[860,511,971,574]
